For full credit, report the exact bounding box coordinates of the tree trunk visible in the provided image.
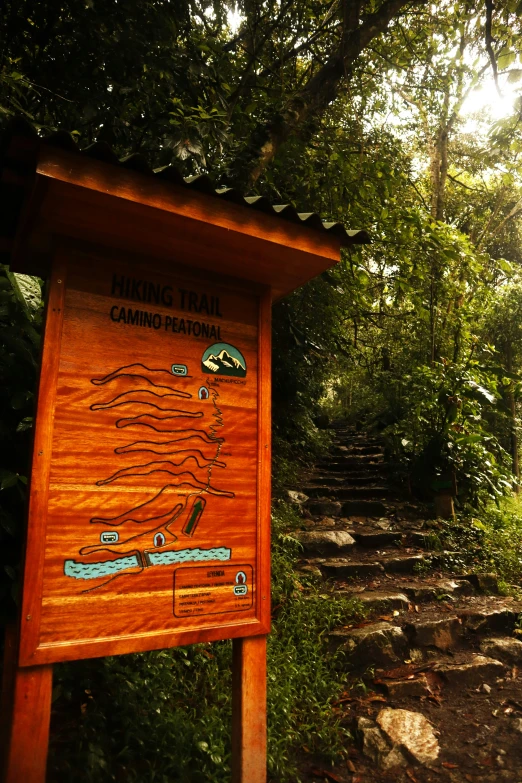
[430,88,450,221]
[506,341,519,491]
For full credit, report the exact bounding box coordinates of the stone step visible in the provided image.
[317,456,387,469]
[405,616,463,651]
[353,531,403,548]
[320,559,385,579]
[333,445,384,456]
[375,652,507,694]
[306,500,343,517]
[330,446,384,462]
[328,621,408,667]
[306,498,390,518]
[402,578,474,602]
[306,474,380,486]
[304,485,393,500]
[341,500,388,517]
[380,553,431,574]
[296,529,356,557]
[433,654,505,687]
[459,605,517,634]
[350,591,410,613]
[334,439,382,448]
[479,636,522,665]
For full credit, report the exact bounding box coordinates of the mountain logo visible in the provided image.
[201,343,247,377]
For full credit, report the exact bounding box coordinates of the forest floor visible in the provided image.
[291,425,522,783]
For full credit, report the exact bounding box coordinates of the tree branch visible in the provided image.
[231,0,423,187]
[485,0,502,97]
[447,173,482,191]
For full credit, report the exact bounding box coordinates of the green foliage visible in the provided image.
[436,496,522,587]
[0,266,43,623]
[381,353,513,505]
[47,503,362,782]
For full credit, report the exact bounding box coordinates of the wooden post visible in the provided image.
[232,635,267,783]
[0,625,18,774]
[2,663,53,783]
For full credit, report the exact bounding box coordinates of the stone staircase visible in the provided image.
[294,425,522,783]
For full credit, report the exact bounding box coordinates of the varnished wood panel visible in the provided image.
[20,241,270,665]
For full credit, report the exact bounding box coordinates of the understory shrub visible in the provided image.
[436,496,522,588]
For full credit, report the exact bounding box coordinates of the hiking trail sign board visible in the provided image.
[0,125,368,783]
[20,246,270,664]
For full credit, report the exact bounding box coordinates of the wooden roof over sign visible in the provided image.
[0,117,370,299]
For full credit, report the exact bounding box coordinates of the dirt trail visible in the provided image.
[295,424,522,783]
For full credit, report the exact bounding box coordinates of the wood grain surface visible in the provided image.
[20,241,270,665]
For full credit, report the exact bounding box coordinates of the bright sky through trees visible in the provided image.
[462,75,520,121]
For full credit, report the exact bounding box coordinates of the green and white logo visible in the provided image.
[201,343,247,377]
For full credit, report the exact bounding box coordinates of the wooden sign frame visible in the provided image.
[19,240,271,666]
[0,131,367,783]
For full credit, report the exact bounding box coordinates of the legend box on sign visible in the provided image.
[173,564,254,617]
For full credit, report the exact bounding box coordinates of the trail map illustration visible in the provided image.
[64,359,237,592]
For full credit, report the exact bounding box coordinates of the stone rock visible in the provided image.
[434,655,505,687]
[382,554,428,573]
[321,560,385,579]
[357,591,409,613]
[306,500,342,517]
[342,500,387,517]
[460,607,516,634]
[511,717,522,733]
[285,489,309,505]
[404,579,471,602]
[407,616,462,651]
[355,531,402,548]
[329,621,408,666]
[461,573,499,594]
[357,718,408,769]
[376,708,440,765]
[480,637,522,666]
[381,676,430,699]
[296,529,356,556]
[409,531,434,547]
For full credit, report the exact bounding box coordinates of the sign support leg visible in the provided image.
[0,624,18,774]
[232,635,267,783]
[2,659,53,783]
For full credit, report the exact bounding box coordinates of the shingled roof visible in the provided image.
[0,117,369,270]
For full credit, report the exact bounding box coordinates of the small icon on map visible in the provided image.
[154,532,166,547]
[100,531,119,544]
[198,386,209,400]
[171,364,188,376]
[234,571,248,596]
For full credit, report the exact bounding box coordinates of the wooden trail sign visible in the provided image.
[0,121,369,783]
[20,247,270,664]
